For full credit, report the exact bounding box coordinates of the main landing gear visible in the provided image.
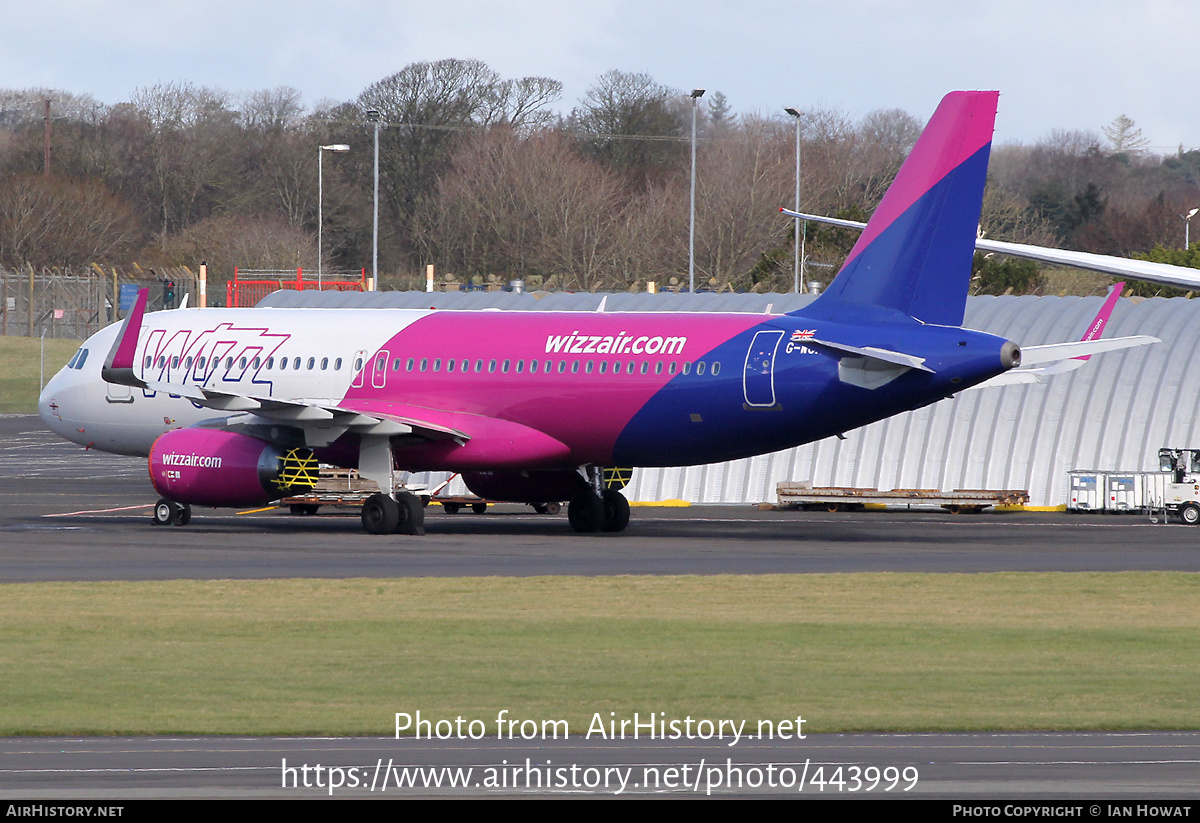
[361,491,426,536]
[568,467,630,533]
[153,498,191,527]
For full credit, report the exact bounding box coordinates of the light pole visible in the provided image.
[365,109,382,292]
[1184,208,1199,250]
[318,144,350,287]
[785,107,803,293]
[688,89,705,293]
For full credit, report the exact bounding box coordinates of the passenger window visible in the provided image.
[668,362,677,375]
[571,361,579,374]
[292,357,300,370]
[252,356,261,369]
[447,359,456,373]
[475,360,483,373]
[711,362,721,376]
[433,358,441,372]
[655,362,663,374]
[393,358,402,371]
[280,358,288,371]
[421,358,428,372]
[335,358,342,370]
[144,356,152,369]
[354,357,363,371]
[406,358,414,371]
[238,357,246,369]
[488,360,496,373]
[321,357,328,370]
[599,361,607,375]
[529,360,538,374]
[308,357,316,370]
[697,362,706,376]
[558,361,566,373]
[516,360,524,374]
[683,361,691,375]
[640,362,648,374]
[502,359,510,373]
[264,357,272,369]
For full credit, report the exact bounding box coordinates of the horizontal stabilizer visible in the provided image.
[806,337,932,390]
[1019,335,1159,365]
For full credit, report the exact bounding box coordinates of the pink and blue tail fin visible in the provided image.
[798,91,999,327]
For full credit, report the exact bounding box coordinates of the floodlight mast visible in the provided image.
[366,109,382,292]
[1184,208,1199,250]
[785,107,803,293]
[689,89,705,293]
[318,144,350,286]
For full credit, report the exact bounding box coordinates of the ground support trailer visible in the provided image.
[776,483,1028,513]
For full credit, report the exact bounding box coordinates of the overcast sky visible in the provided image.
[2,1,1191,150]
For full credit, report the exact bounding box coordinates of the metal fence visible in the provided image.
[0,265,197,340]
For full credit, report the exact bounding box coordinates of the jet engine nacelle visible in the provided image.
[462,470,585,504]
[149,428,318,507]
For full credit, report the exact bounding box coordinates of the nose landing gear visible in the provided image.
[153,498,191,527]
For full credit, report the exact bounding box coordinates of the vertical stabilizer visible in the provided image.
[800,91,999,327]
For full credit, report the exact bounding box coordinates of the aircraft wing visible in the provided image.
[780,208,1200,291]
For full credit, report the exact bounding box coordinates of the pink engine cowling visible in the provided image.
[148,428,317,507]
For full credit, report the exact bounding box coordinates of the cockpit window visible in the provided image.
[69,348,89,369]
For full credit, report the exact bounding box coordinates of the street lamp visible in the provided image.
[1184,208,1199,250]
[785,107,803,293]
[366,109,382,292]
[318,144,350,286]
[688,89,705,293]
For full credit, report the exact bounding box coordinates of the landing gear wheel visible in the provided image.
[568,493,603,533]
[600,489,630,533]
[394,491,426,536]
[1181,503,1200,525]
[472,501,488,514]
[153,499,173,526]
[362,493,399,535]
[173,503,191,526]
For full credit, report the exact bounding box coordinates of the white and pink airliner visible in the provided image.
[38,92,1159,535]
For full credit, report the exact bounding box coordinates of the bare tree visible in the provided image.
[570,70,687,187]
[0,174,143,266]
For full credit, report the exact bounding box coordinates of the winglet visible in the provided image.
[101,287,148,388]
[1074,281,1124,359]
[797,91,999,327]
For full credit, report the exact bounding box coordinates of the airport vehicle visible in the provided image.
[38,91,1154,535]
[1157,449,1200,524]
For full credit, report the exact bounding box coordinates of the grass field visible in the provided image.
[0,335,79,413]
[2,572,1197,736]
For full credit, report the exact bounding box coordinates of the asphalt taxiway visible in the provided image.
[3,415,1200,581]
[4,414,1200,799]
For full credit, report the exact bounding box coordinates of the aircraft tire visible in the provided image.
[600,489,630,533]
[362,493,399,535]
[1182,503,1200,525]
[174,503,191,526]
[568,493,603,533]
[153,499,175,526]
[394,491,426,536]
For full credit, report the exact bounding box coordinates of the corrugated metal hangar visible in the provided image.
[261,289,1189,508]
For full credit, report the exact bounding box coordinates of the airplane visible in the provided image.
[37,90,1157,536]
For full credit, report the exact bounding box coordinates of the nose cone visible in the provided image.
[39,360,84,442]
